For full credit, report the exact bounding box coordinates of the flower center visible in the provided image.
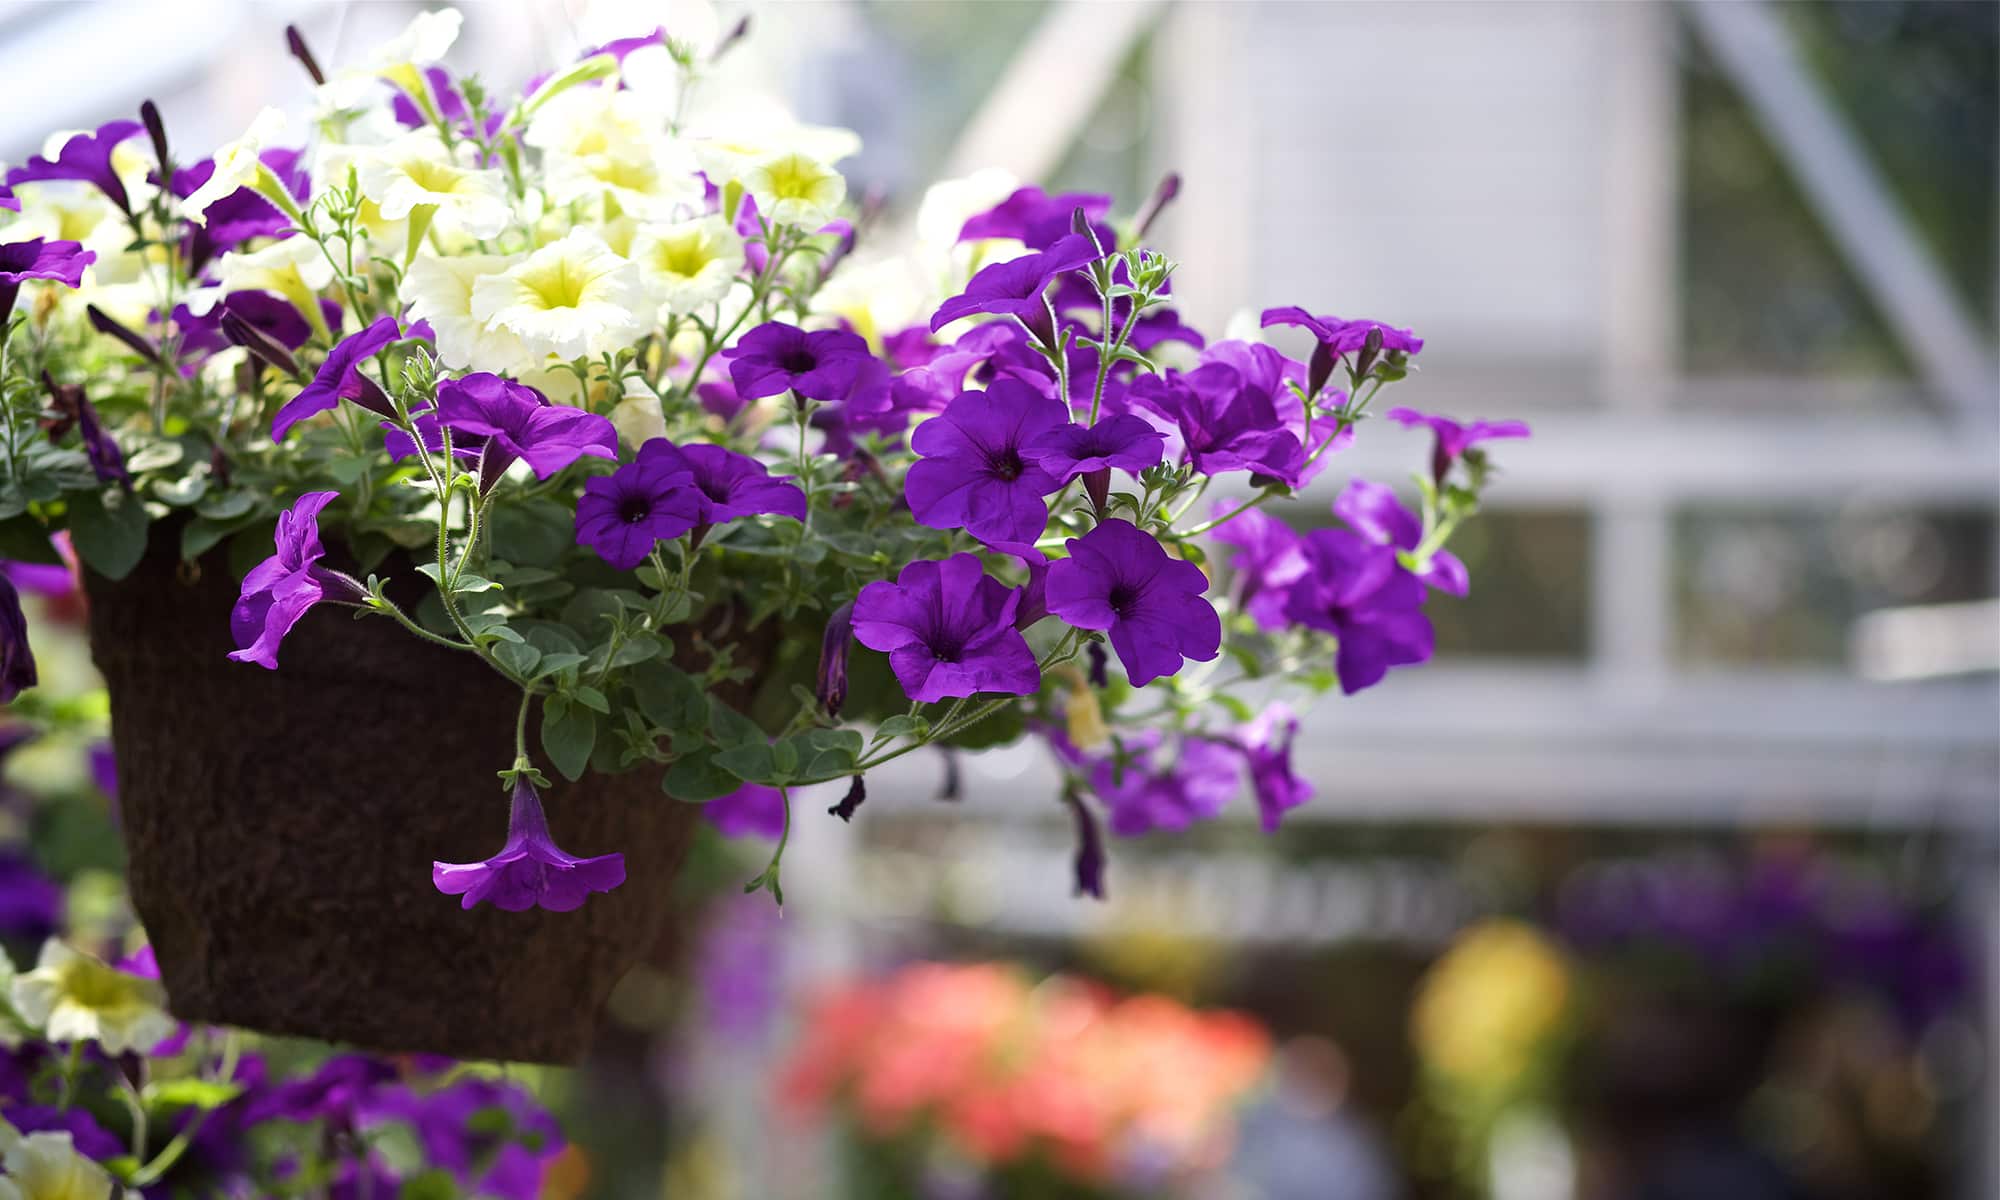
[988,448,1024,482]
[1107,583,1139,618]
[777,348,819,374]
[619,497,653,524]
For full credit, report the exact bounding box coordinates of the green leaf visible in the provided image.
[714,742,779,784]
[663,747,745,802]
[488,497,575,567]
[540,697,597,781]
[530,652,588,680]
[123,441,183,473]
[801,728,864,758]
[630,660,706,733]
[194,489,256,521]
[492,640,540,678]
[395,1170,460,1200]
[143,1078,245,1110]
[0,515,58,563]
[870,714,930,745]
[607,632,664,669]
[151,473,209,507]
[707,697,765,749]
[67,488,151,581]
[573,685,610,714]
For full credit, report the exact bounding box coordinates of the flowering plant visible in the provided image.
[0,10,1527,911]
[779,961,1270,1196]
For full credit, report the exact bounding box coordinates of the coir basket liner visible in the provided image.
[83,537,708,1064]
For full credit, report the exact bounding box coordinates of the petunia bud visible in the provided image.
[713,16,752,61]
[140,101,172,179]
[827,774,866,822]
[1353,324,1386,380]
[220,311,300,378]
[1134,171,1182,242]
[285,26,328,86]
[0,574,39,705]
[816,600,854,718]
[85,305,167,370]
[1063,788,1106,900]
[1086,641,1109,690]
[1082,466,1111,517]
[936,749,961,802]
[1306,341,1337,403]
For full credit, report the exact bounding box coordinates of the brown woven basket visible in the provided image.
[82,536,713,1064]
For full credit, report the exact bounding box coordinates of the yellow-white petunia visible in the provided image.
[355,130,511,241]
[214,236,336,340]
[609,385,668,447]
[628,216,743,315]
[9,939,176,1056]
[740,152,845,231]
[182,107,291,226]
[522,85,670,165]
[0,1124,114,1200]
[403,252,534,372]
[362,8,463,103]
[688,107,861,190]
[544,138,702,223]
[470,231,646,361]
[810,256,928,352]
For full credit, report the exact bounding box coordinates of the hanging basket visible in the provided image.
[82,537,713,1064]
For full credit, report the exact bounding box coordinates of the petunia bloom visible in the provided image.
[904,379,1066,544]
[9,938,177,1055]
[1071,730,1240,837]
[4,118,143,213]
[958,186,1113,250]
[572,455,702,570]
[1385,407,1532,484]
[39,372,126,487]
[1334,478,1468,596]
[1237,704,1312,832]
[635,439,806,525]
[852,554,1040,703]
[1022,412,1166,486]
[0,1127,117,1199]
[705,783,787,841]
[0,574,36,705]
[434,372,617,480]
[228,491,366,669]
[0,239,95,328]
[1261,306,1424,360]
[432,778,626,912]
[271,316,420,440]
[1045,518,1220,687]
[1208,503,1311,632]
[929,234,1099,333]
[1284,525,1434,695]
[1127,363,1307,485]
[722,321,873,404]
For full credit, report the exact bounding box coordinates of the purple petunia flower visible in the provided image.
[176,290,333,364]
[1385,407,1531,484]
[572,455,702,570]
[904,379,1066,544]
[1209,503,1311,632]
[958,186,1113,251]
[1237,704,1312,831]
[0,239,95,328]
[433,777,626,912]
[1334,479,1468,596]
[3,1105,122,1162]
[1022,412,1166,486]
[723,322,873,404]
[4,119,143,213]
[0,182,16,212]
[170,149,309,271]
[1045,519,1220,687]
[272,316,425,440]
[1284,525,1434,695]
[228,491,366,669]
[1071,730,1240,837]
[635,438,807,525]
[1260,307,1424,357]
[817,601,854,718]
[362,1076,562,1200]
[852,553,1040,703]
[0,850,62,943]
[929,234,1100,333]
[1127,363,1307,485]
[39,372,127,487]
[434,372,617,480]
[705,783,787,840]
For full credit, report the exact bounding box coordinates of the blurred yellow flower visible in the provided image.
[9,939,175,1056]
[0,1124,113,1200]
[1411,920,1570,1086]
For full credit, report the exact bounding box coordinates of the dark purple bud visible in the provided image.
[474,439,517,496]
[1353,325,1385,380]
[0,574,37,705]
[221,311,301,378]
[40,371,128,487]
[1086,641,1109,690]
[1306,342,1337,402]
[1063,788,1106,900]
[687,522,712,552]
[139,101,171,178]
[1430,438,1453,489]
[713,16,751,61]
[1134,171,1182,242]
[1082,466,1110,517]
[816,600,853,718]
[828,774,866,822]
[209,445,233,488]
[1020,304,1056,351]
[1071,206,1106,258]
[285,25,328,87]
[936,749,960,802]
[85,305,167,370]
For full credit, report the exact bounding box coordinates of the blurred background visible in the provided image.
[2,1,1995,1198]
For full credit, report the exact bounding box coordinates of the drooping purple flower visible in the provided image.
[4,119,144,213]
[930,235,1100,334]
[1238,704,1312,831]
[228,491,366,669]
[271,316,416,440]
[958,187,1113,251]
[39,372,127,487]
[433,777,626,912]
[635,439,806,525]
[1385,407,1532,484]
[1021,412,1165,487]
[904,379,1066,544]
[0,239,95,327]
[1075,731,1240,837]
[1126,363,1306,484]
[1062,788,1106,899]
[1284,526,1434,695]
[722,322,873,404]
[1260,307,1424,357]
[435,372,617,480]
[1334,479,1468,595]
[851,553,1040,703]
[1045,518,1220,687]
[1208,503,1311,632]
[1,572,39,706]
[573,455,703,570]
[705,783,786,840]
[816,600,854,718]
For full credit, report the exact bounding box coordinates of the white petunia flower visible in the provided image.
[182,107,290,225]
[470,231,646,361]
[544,139,703,223]
[628,216,743,315]
[363,8,463,99]
[0,1124,114,1200]
[523,85,670,164]
[811,256,928,350]
[609,384,668,447]
[215,236,337,339]
[9,940,176,1056]
[689,106,861,190]
[403,252,534,372]
[917,167,1021,252]
[740,152,845,230]
[355,130,511,240]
